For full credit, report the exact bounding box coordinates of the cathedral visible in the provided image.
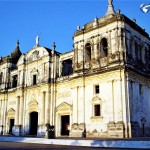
[0,0,150,138]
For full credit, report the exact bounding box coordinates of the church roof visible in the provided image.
[74,0,149,40]
[74,13,149,40]
[0,41,22,65]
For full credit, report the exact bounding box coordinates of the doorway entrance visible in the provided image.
[61,115,70,136]
[29,112,38,135]
[9,119,14,134]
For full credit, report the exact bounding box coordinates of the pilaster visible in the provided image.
[41,91,45,125]
[45,91,50,124]
[19,96,23,125]
[15,96,19,125]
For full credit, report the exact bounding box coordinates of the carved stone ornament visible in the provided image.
[91,116,103,122]
[72,123,86,131]
[100,57,107,67]
[32,50,39,60]
[92,96,101,104]
[77,63,81,68]
[85,62,91,68]
[110,52,119,59]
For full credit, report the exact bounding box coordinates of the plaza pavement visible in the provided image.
[0,135,150,149]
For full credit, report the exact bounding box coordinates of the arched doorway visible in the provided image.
[7,108,15,135]
[29,112,38,135]
[56,102,72,137]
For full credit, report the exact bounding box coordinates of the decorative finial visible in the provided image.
[105,0,116,16]
[94,16,98,22]
[77,25,80,31]
[36,35,40,46]
[93,16,98,28]
[132,18,136,23]
[52,42,56,51]
[118,9,121,14]
[16,40,19,47]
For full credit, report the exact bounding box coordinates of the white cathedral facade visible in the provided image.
[0,0,150,138]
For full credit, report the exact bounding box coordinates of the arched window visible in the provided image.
[91,96,102,117]
[100,38,108,58]
[85,43,91,62]
[61,59,73,76]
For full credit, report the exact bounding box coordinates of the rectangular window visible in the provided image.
[33,75,37,85]
[94,104,100,116]
[95,85,99,94]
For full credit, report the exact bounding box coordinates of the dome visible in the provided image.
[11,40,22,64]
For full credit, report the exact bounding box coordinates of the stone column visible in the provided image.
[109,80,115,122]
[59,62,63,77]
[91,37,94,60]
[50,85,53,126]
[128,122,132,138]
[72,86,78,123]
[41,91,45,125]
[109,30,112,53]
[79,41,84,63]
[19,97,23,125]
[1,100,4,125]
[94,37,99,60]
[0,100,5,135]
[15,96,19,125]
[74,42,78,64]
[45,91,50,124]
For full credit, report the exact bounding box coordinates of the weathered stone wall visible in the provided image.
[56,70,127,138]
[128,71,150,137]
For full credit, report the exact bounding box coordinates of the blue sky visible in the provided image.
[0,0,150,57]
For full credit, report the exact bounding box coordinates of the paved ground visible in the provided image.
[0,142,143,150]
[0,136,150,149]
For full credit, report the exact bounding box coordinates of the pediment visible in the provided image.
[30,68,38,74]
[7,108,15,117]
[92,96,101,104]
[56,102,72,112]
[26,46,50,62]
[28,100,38,110]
